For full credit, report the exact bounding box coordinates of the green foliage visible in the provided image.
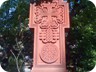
[67,0,96,72]
[0,0,32,72]
[0,0,96,72]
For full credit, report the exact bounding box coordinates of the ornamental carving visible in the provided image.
[40,44,58,64]
[34,2,64,43]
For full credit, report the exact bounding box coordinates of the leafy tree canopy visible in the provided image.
[0,0,96,72]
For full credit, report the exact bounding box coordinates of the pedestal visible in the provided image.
[32,67,67,72]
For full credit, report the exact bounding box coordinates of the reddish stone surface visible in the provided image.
[40,44,58,64]
[29,0,70,72]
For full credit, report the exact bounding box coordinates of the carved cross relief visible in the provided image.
[29,0,70,65]
[35,2,64,44]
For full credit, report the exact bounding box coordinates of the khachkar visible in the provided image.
[29,0,70,72]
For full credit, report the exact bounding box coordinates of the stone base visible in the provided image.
[31,67,67,72]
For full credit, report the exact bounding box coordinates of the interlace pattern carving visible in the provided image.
[34,2,64,43]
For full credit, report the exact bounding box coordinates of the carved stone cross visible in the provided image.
[29,0,70,72]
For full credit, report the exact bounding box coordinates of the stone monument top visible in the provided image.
[29,0,70,72]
